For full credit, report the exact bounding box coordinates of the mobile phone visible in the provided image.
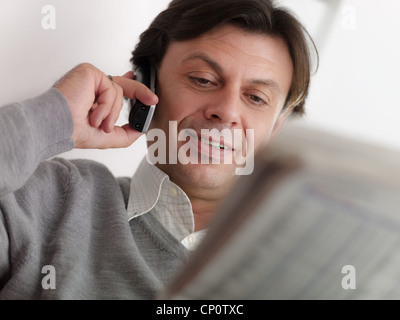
[129,61,156,133]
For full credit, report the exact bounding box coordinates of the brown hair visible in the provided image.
[131,0,318,114]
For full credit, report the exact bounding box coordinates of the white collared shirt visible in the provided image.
[127,157,206,250]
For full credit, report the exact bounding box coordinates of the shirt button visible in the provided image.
[169,187,178,197]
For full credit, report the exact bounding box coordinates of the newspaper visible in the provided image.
[158,121,400,300]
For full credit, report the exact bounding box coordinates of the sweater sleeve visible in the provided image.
[0,87,75,196]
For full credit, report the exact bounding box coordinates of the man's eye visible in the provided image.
[245,94,267,106]
[189,77,215,87]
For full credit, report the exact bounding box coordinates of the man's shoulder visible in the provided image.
[41,157,113,179]
[31,157,126,193]
[32,157,132,207]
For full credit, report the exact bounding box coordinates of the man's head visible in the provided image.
[132,0,316,114]
[130,0,317,201]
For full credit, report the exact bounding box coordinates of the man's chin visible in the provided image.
[161,162,239,189]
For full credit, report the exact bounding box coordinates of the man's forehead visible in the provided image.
[170,25,292,70]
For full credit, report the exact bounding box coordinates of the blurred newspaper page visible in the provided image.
[158,121,400,300]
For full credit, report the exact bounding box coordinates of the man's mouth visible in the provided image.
[199,137,232,150]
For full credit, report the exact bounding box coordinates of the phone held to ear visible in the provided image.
[129,61,156,133]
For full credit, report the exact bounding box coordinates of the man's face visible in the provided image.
[147,24,293,196]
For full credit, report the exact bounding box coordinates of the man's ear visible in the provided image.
[271,109,292,139]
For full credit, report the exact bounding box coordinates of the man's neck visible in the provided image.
[183,186,232,232]
[190,197,218,232]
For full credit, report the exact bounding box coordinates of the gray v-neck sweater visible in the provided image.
[0,88,188,299]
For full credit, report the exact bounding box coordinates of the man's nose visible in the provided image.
[203,86,242,127]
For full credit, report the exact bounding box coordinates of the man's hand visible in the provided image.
[54,63,158,149]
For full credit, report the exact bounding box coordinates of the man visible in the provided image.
[0,0,316,299]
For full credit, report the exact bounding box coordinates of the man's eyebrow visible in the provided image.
[249,79,282,95]
[182,52,224,74]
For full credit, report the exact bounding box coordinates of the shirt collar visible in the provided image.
[126,157,206,245]
[127,157,169,221]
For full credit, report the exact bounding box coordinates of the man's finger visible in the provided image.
[101,84,124,133]
[122,71,134,79]
[112,76,158,106]
[99,124,144,149]
[90,77,117,128]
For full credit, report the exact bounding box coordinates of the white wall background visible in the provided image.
[1,0,399,178]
